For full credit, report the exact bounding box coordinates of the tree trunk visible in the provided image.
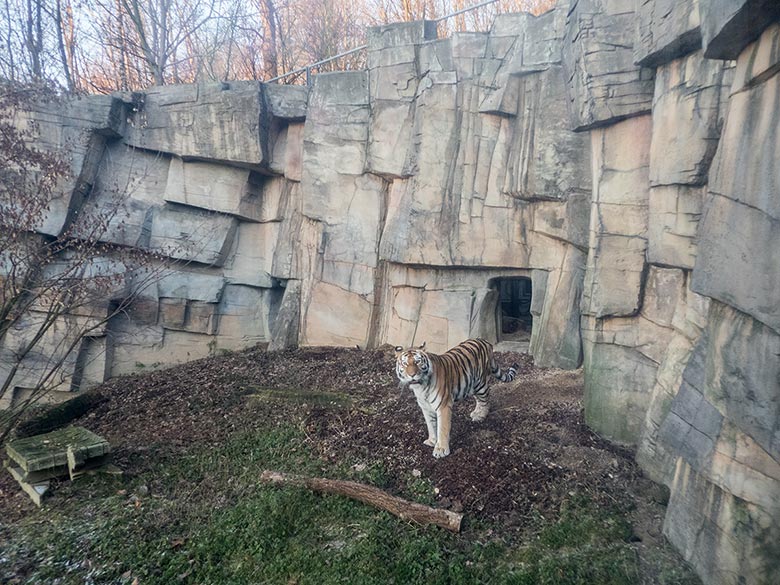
[259,470,463,532]
[261,0,279,79]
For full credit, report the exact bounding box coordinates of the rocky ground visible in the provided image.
[0,345,683,580]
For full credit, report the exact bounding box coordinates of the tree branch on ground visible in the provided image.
[260,470,463,532]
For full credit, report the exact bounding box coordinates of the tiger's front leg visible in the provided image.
[433,405,452,458]
[416,395,437,447]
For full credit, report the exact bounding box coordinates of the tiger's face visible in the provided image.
[395,343,431,386]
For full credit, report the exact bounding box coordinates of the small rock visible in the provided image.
[135,485,149,497]
[411,468,421,477]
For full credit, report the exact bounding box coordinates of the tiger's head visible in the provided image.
[394,342,431,387]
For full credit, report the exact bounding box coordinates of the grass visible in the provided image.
[507,497,639,585]
[1,422,698,585]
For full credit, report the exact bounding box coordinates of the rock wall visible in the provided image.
[566,1,779,584]
[2,1,778,583]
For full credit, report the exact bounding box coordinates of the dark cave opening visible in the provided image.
[494,277,533,343]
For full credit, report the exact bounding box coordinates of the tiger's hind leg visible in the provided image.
[470,384,490,422]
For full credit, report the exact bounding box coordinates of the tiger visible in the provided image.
[394,338,518,458]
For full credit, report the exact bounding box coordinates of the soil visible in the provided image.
[0,345,675,571]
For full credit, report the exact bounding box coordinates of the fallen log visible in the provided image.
[259,470,463,533]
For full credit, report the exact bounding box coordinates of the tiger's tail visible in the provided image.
[492,362,518,383]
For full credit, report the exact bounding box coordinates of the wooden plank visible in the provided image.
[6,463,50,507]
[67,447,111,480]
[6,426,110,473]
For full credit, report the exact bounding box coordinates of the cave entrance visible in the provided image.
[494,277,533,343]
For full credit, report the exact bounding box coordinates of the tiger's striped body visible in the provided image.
[394,338,518,458]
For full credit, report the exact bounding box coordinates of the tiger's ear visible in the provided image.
[418,341,426,350]
[394,346,404,353]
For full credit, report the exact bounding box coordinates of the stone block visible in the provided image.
[121,296,160,325]
[164,158,263,221]
[634,0,702,66]
[562,0,655,130]
[263,83,309,121]
[582,234,647,320]
[284,123,304,182]
[367,100,416,178]
[700,0,780,59]
[149,206,238,267]
[693,42,780,332]
[384,285,424,348]
[223,221,276,289]
[303,74,370,179]
[29,93,127,138]
[658,381,723,471]
[641,266,686,327]
[531,248,585,369]
[650,51,731,187]
[518,6,567,70]
[0,311,107,403]
[73,336,109,392]
[500,67,592,202]
[272,205,321,282]
[529,269,549,318]
[164,329,218,357]
[470,287,500,343]
[124,82,268,168]
[415,289,475,353]
[16,100,112,237]
[86,143,170,248]
[303,282,371,347]
[581,116,650,318]
[187,301,219,335]
[731,23,780,92]
[216,284,270,348]
[105,318,164,376]
[367,20,437,52]
[156,272,226,303]
[636,330,701,484]
[698,302,780,461]
[693,192,780,333]
[590,315,672,365]
[449,33,489,80]
[664,459,780,585]
[268,280,301,351]
[648,185,704,269]
[159,297,187,329]
[705,48,780,217]
[583,325,660,445]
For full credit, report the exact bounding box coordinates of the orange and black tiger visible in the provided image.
[394,338,518,458]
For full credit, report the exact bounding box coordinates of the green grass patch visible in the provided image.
[1,423,697,585]
[498,494,640,585]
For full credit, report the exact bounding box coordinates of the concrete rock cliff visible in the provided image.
[1,1,778,583]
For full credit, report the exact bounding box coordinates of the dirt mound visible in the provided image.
[1,345,649,540]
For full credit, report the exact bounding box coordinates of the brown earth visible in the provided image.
[0,345,674,570]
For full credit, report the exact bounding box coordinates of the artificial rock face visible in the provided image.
[573,3,780,584]
[3,2,780,583]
